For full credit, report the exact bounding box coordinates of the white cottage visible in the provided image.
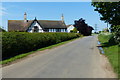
[67,25,75,33]
[8,13,67,32]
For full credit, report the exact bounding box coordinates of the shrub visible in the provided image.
[112,25,120,45]
[70,28,78,33]
[2,32,79,60]
[108,34,117,45]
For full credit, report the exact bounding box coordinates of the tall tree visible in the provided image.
[91,2,120,28]
[92,2,120,44]
[74,18,93,36]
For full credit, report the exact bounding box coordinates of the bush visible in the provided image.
[2,32,80,60]
[108,34,117,45]
[112,25,120,45]
[70,28,78,33]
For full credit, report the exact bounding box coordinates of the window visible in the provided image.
[56,29,59,32]
[45,29,49,32]
[49,29,52,32]
[33,26,39,32]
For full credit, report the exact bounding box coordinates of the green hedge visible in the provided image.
[2,32,80,60]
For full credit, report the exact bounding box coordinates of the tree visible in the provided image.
[70,28,78,33]
[91,2,120,30]
[91,2,120,44]
[0,27,6,32]
[74,18,94,36]
[102,28,109,32]
[112,25,120,44]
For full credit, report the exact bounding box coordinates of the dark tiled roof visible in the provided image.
[8,20,67,31]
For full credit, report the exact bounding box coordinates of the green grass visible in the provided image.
[98,33,119,78]
[0,37,81,65]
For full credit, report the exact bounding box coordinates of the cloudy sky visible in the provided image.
[1,2,109,31]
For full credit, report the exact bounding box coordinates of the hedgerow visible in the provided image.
[2,32,80,60]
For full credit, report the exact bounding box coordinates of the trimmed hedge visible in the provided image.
[2,32,80,60]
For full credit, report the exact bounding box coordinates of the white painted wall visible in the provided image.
[27,21,44,33]
[48,29,66,32]
[67,25,74,33]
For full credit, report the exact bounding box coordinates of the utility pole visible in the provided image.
[106,20,109,32]
[107,22,108,29]
[2,26,4,30]
[94,24,98,33]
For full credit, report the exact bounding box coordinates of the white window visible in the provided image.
[52,29,54,32]
[61,29,63,32]
[50,29,52,32]
[59,29,61,32]
[54,29,56,32]
[63,29,64,32]
[53,29,55,32]
[49,29,52,32]
[52,29,53,32]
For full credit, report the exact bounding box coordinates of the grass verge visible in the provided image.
[98,33,119,78]
[0,37,81,65]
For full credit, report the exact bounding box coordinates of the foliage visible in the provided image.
[0,27,6,32]
[102,28,109,32]
[70,28,78,33]
[91,2,120,44]
[112,25,120,44]
[2,32,80,60]
[91,2,120,27]
[1,37,79,64]
[74,18,94,36]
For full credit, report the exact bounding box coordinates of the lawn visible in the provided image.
[98,33,119,78]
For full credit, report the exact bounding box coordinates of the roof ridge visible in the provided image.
[8,20,62,21]
[37,20,62,21]
[9,20,33,21]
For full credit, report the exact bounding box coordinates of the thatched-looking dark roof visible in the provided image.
[8,20,67,31]
[8,20,33,31]
[37,20,66,29]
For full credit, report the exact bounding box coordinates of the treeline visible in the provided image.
[74,18,94,36]
[2,32,80,60]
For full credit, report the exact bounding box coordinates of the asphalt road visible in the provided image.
[2,35,116,78]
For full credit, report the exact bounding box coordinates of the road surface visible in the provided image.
[2,35,116,78]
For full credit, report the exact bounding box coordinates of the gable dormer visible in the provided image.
[27,17,44,33]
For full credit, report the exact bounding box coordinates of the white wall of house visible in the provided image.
[27,21,44,33]
[67,25,74,33]
[48,28,66,32]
